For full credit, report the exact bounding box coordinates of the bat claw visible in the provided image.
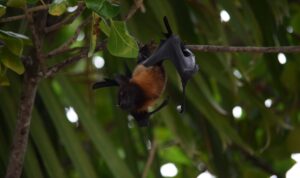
[92,78,119,90]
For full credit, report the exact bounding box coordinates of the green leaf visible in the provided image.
[286,126,300,152]
[273,158,295,175]
[6,0,25,8]
[85,0,105,15]
[57,76,135,178]
[85,0,119,18]
[280,61,299,93]
[242,166,269,178]
[0,29,29,40]
[0,4,6,17]
[291,12,300,34]
[0,49,25,74]
[49,0,67,16]
[0,74,9,86]
[66,0,77,6]
[159,147,191,165]
[98,1,120,18]
[154,127,172,143]
[99,20,111,36]
[31,110,67,178]
[27,0,39,5]
[39,83,99,178]
[0,35,23,56]
[107,20,138,58]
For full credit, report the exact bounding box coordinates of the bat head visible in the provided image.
[131,111,150,127]
[116,75,145,111]
[179,43,199,86]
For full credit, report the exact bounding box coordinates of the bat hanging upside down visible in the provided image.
[93,17,199,127]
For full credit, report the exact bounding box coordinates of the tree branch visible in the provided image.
[5,74,40,178]
[5,5,46,178]
[0,4,50,23]
[43,49,89,78]
[187,45,300,53]
[46,17,92,58]
[25,9,44,62]
[142,140,158,178]
[44,2,85,33]
[42,40,107,78]
[43,41,300,78]
[46,46,83,58]
[124,0,144,21]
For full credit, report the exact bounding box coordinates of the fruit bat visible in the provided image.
[93,16,198,127]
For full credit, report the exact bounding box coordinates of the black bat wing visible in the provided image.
[141,17,198,112]
[92,78,119,89]
[131,98,168,127]
[142,35,198,85]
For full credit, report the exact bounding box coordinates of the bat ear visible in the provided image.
[115,75,129,86]
[137,44,151,63]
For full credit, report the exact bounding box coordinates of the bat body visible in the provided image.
[126,64,166,112]
[116,60,167,126]
[93,44,168,126]
[93,17,198,127]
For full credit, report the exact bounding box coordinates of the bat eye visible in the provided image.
[182,48,191,57]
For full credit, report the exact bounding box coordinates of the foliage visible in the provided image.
[0,0,300,178]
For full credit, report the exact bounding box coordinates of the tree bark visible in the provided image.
[5,73,39,178]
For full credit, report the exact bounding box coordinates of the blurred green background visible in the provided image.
[1,0,300,178]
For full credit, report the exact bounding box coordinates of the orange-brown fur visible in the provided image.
[130,64,166,111]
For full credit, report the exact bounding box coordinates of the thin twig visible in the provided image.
[124,0,144,21]
[46,17,92,58]
[44,2,85,33]
[25,9,44,62]
[42,40,107,78]
[46,47,84,58]
[43,49,88,78]
[0,14,29,23]
[142,140,158,178]
[23,2,46,72]
[137,0,146,13]
[187,45,300,53]
[0,4,50,23]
